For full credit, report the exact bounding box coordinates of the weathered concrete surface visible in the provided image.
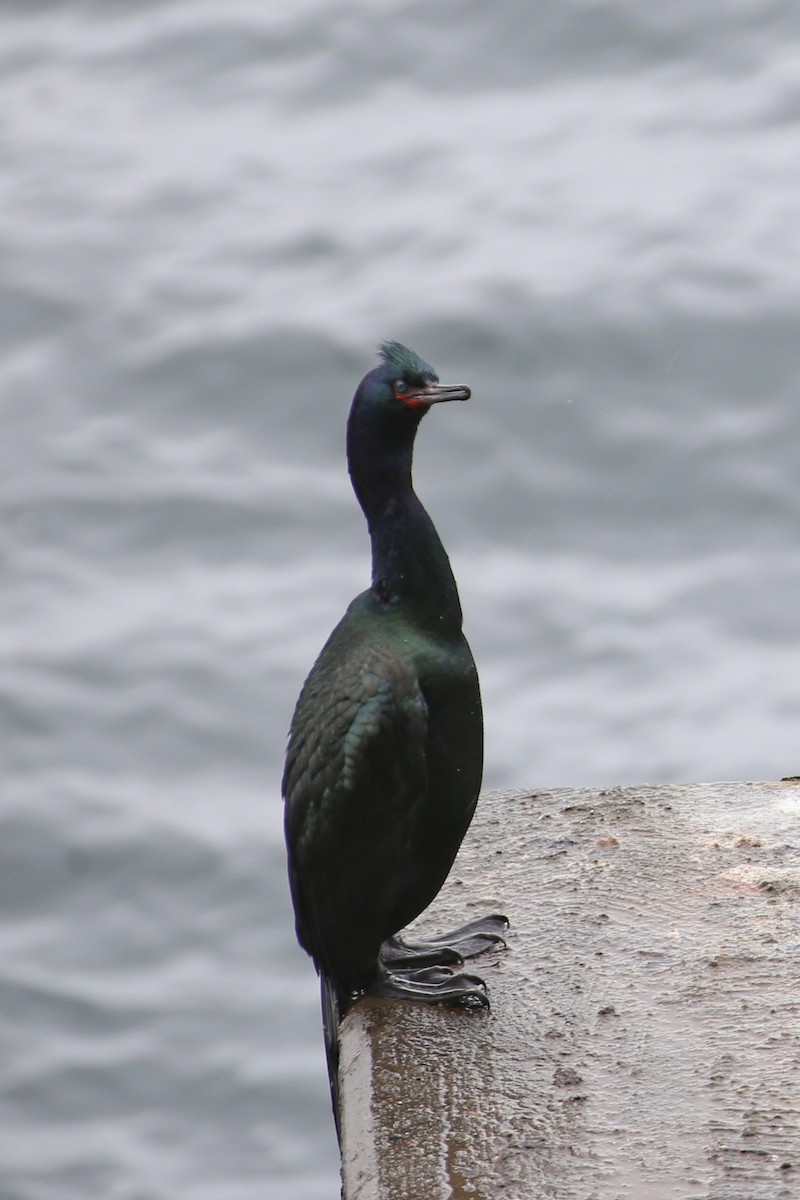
[339,781,800,1200]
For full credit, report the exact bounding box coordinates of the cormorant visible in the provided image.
[283,343,506,1114]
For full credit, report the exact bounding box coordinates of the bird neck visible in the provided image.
[348,421,464,634]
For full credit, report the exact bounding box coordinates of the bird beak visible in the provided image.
[414,382,471,406]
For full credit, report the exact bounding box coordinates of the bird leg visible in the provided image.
[380,912,508,969]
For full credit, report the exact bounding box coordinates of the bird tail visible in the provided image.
[320,973,343,1146]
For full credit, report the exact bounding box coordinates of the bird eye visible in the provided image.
[394,380,407,393]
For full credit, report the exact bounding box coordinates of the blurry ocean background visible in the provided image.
[2,1,798,1196]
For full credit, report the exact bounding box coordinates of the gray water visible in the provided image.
[2,2,799,1197]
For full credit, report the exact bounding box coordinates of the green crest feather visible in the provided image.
[378,341,437,383]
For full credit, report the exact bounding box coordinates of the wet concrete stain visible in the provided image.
[339,780,800,1199]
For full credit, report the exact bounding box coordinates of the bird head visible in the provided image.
[352,342,471,428]
[375,340,471,412]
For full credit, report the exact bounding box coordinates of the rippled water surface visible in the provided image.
[2,2,799,1196]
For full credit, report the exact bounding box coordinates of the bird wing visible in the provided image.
[283,622,429,983]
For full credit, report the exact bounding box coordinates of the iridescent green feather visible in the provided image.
[378,341,437,384]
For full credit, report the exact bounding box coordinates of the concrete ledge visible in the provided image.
[339,781,800,1199]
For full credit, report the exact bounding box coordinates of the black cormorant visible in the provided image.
[283,343,506,1105]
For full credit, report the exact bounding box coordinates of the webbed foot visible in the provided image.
[369,962,490,1009]
[381,912,508,969]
